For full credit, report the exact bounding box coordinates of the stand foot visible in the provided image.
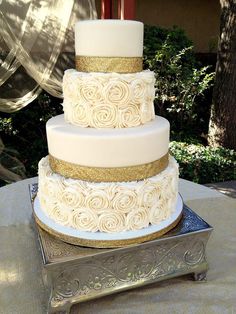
[193,271,207,282]
[48,304,71,314]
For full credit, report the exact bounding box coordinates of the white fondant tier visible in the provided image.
[75,20,143,57]
[46,115,170,167]
[62,69,155,128]
[38,156,179,233]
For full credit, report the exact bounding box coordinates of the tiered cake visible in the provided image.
[38,20,179,235]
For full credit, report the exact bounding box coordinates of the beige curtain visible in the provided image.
[0,0,97,113]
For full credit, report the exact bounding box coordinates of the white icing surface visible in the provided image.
[46,115,170,167]
[62,69,155,128]
[38,156,179,233]
[75,20,143,57]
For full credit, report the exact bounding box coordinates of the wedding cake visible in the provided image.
[38,20,179,234]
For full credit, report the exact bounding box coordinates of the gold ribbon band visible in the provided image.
[75,56,143,73]
[49,154,169,183]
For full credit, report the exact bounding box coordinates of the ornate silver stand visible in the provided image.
[30,184,213,314]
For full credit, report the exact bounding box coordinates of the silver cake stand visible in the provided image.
[30,183,213,314]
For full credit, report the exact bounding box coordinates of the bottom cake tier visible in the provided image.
[38,156,179,233]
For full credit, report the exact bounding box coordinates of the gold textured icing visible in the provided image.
[49,153,169,182]
[75,56,143,73]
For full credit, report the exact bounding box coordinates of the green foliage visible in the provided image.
[0,93,62,185]
[170,141,236,184]
[144,25,215,129]
[144,25,194,64]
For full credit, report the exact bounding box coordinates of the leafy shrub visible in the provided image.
[144,25,194,64]
[144,25,215,134]
[0,93,62,185]
[170,141,236,184]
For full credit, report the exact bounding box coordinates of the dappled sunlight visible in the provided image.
[0,267,23,284]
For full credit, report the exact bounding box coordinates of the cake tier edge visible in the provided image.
[46,115,170,167]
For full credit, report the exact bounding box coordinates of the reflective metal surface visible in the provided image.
[30,183,213,314]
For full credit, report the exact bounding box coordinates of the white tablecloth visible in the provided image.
[0,178,236,314]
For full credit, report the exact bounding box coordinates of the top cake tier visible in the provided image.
[75,19,143,57]
[75,20,143,73]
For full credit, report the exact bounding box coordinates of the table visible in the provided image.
[0,177,236,314]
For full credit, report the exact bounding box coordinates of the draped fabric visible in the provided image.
[0,0,97,112]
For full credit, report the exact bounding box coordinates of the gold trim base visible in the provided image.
[33,195,183,249]
[33,212,182,249]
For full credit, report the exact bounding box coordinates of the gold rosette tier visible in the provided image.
[75,56,143,73]
[49,153,169,182]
